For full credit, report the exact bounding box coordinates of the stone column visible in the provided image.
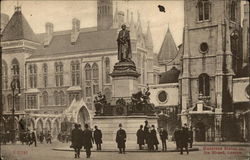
[214,111,222,142]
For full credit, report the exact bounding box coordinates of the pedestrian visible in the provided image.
[31,130,37,147]
[173,127,181,151]
[188,127,193,148]
[82,124,94,158]
[151,125,159,151]
[180,125,189,155]
[147,127,154,151]
[116,123,126,154]
[136,125,145,150]
[39,131,44,144]
[143,120,150,149]
[71,123,82,158]
[46,131,52,144]
[93,125,102,150]
[159,128,168,151]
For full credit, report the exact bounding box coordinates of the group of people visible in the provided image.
[71,124,102,158]
[173,124,193,155]
[136,121,168,151]
[20,130,52,147]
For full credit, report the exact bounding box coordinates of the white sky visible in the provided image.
[1,0,247,53]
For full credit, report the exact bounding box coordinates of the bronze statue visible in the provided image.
[94,92,107,115]
[117,24,132,62]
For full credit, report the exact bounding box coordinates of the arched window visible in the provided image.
[59,91,65,106]
[55,62,63,87]
[92,63,99,94]
[12,58,20,79]
[2,60,8,89]
[71,61,80,86]
[85,63,91,81]
[198,73,210,96]
[105,57,110,83]
[29,64,37,88]
[54,91,59,105]
[197,0,210,21]
[43,63,48,88]
[42,91,48,106]
[230,1,236,22]
[85,63,92,97]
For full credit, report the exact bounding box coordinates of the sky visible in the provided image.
[0,0,247,53]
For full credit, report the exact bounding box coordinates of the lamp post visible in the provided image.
[10,76,21,143]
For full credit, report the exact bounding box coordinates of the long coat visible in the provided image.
[136,129,145,145]
[159,130,168,141]
[93,129,102,144]
[117,29,132,61]
[71,128,82,148]
[151,129,159,145]
[116,129,126,148]
[82,129,93,149]
[180,128,189,147]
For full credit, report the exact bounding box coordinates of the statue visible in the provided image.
[117,24,132,62]
[94,92,107,115]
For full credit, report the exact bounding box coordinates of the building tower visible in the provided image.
[181,0,242,142]
[97,0,113,30]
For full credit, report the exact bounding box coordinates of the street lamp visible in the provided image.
[10,76,21,143]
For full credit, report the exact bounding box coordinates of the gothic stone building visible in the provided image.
[150,0,250,142]
[0,0,160,137]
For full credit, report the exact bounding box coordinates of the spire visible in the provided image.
[145,21,153,49]
[129,12,136,39]
[158,27,178,65]
[14,0,21,12]
[136,11,142,37]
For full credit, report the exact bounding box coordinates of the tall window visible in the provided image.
[92,63,99,95]
[85,63,92,97]
[27,95,37,109]
[7,94,12,111]
[71,61,80,86]
[2,60,8,90]
[15,96,20,111]
[43,63,48,88]
[69,92,80,104]
[105,57,111,83]
[29,64,37,88]
[198,0,210,21]
[59,91,65,106]
[54,91,59,105]
[42,91,48,106]
[55,62,63,87]
[230,1,236,22]
[198,73,210,96]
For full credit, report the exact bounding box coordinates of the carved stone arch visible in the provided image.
[51,118,60,138]
[35,118,44,133]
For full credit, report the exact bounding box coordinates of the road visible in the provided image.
[1,141,249,160]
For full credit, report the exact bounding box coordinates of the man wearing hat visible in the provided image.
[116,123,127,154]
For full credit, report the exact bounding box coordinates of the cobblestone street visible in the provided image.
[1,141,249,160]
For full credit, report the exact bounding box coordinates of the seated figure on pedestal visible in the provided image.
[94,92,107,115]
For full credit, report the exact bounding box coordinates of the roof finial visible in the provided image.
[15,0,21,12]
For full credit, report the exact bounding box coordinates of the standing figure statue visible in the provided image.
[117,24,132,62]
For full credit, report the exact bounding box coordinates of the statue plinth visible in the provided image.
[110,61,140,104]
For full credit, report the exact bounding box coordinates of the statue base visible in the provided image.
[110,61,140,104]
[93,115,158,142]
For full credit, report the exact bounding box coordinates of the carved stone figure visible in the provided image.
[94,92,107,115]
[117,24,132,62]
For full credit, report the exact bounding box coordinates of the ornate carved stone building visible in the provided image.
[1,0,160,137]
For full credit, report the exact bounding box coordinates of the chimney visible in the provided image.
[71,18,80,44]
[44,22,53,46]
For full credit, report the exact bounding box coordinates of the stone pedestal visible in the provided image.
[110,61,140,104]
[93,115,158,142]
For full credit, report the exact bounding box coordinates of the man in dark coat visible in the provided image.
[173,127,181,151]
[159,128,168,151]
[31,130,37,147]
[93,125,102,150]
[82,124,94,158]
[143,120,150,149]
[188,127,193,148]
[71,123,82,158]
[151,125,159,151]
[180,125,189,155]
[116,123,126,154]
[136,125,145,150]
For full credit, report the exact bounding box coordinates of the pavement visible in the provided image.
[193,142,250,147]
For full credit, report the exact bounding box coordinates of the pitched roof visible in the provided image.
[30,29,118,59]
[2,10,39,42]
[158,28,178,64]
[159,66,180,84]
